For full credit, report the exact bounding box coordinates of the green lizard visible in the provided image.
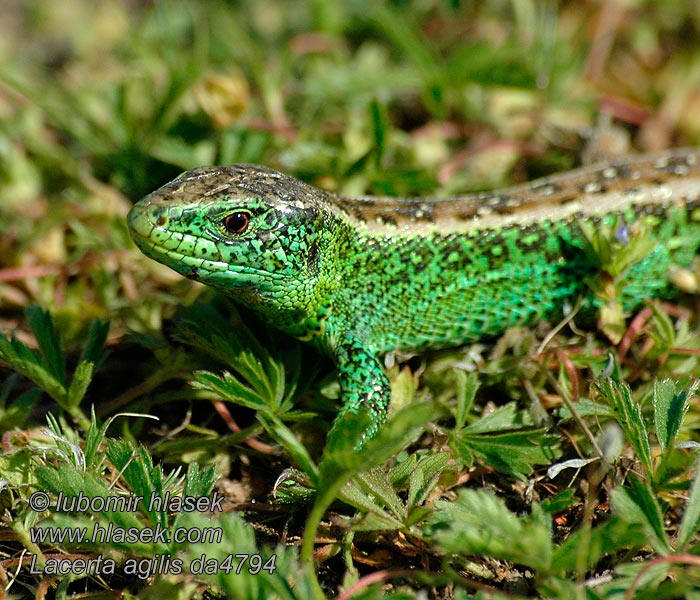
[128,148,700,444]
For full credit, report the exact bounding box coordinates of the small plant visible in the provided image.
[0,307,109,429]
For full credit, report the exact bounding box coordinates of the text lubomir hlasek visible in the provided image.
[52,490,224,513]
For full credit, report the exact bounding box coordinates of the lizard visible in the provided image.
[127,148,700,446]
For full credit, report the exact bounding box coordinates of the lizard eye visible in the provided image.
[223,211,251,234]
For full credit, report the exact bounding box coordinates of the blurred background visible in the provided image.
[2,3,700,596]
[1,0,699,339]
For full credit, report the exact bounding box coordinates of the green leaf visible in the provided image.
[65,361,94,409]
[170,462,219,533]
[551,516,646,575]
[181,462,217,499]
[555,398,612,421]
[462,402,531,434]
[653,378,696,452]
[594,377,654,481]
[677,452,700,550]
[648,300,678,351]
[350,510,405,533]
[653,444,696,491]
[43,413,84,468]
[192,367,318,479]
[272,468,317,504]
[79,319,110,370]
[540,488,577,514]
[454,370,478,430]
[0,332,67,404]
[428,489,553,572]
[258,413,318,480]
[369,98,387,168]
[354,468,405,520]
[319,401,433,489]
[388,366,419,412]
[175,303,290,404]
[611,475,671,554]
[350,401,434,471]
[0,377,41,431]
[338,477,400,519]
[388,452,421,487]
[0,449,36,488]
[339,474,410,532]
[608,560,673,597]
[105,440,168,529]
[82,406,110,469]
[407,452,450,509]
[580,216,657,278]
[26,306,66,386]
[0,309,106,423]
[451,405,561,478]
[445,40,537,87]
[339,452,451,531]
[319,407,375,481]
[192,370,269,411]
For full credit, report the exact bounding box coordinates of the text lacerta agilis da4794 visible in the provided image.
[127,148,700,443]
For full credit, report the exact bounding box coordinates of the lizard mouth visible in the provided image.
[133,231,284,280]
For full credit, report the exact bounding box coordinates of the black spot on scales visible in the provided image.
[531,181,561,193]
[396,200,434,222]
[306,240,319,277]
[376,214,398,227]
[557,194,579,205]
[264,211,278,227]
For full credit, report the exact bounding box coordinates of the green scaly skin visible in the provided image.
[128,149,700,445]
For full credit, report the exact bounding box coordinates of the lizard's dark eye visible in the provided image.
[223,211,250,234]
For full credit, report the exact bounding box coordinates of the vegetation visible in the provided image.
[1,1,700,598]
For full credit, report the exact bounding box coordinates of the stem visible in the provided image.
[301,476,351,600]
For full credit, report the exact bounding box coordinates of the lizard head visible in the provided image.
[127,164,340,330]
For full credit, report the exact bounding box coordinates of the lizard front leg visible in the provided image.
[328,335,391,447]
[273,336,389,501]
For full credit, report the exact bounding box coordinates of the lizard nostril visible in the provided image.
[156,214,167,226]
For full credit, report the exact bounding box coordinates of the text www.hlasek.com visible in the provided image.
[30,520,221,545]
